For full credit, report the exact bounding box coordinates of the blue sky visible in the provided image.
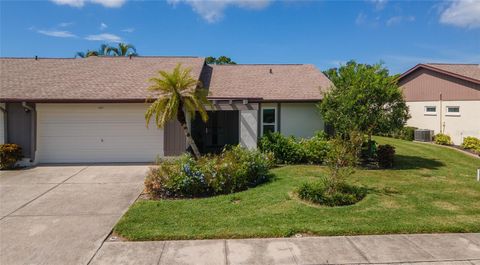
[1,0,479,74]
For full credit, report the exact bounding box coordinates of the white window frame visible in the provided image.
[445,106,460,117]
[261,106,277,135]
[424,106,437,116]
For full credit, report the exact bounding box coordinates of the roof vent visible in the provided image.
[269,68,273,74]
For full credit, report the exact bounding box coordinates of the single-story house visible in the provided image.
[398,63,480,144]
[0,56,331,164]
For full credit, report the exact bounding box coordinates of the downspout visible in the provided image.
[0,105,7,143]
[439,93,443,134]
[22,102,36,163]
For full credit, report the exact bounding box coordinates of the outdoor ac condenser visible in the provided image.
[414,129,434,142]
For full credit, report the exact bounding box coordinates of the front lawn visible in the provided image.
[114,137,480,240]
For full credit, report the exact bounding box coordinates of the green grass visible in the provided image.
[114,137,480,240]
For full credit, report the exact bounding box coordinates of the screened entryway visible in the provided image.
[191,111,239,154]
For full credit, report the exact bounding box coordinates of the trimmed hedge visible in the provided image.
[145,146,274,198]
[461,137,480,154]
[434,133,452,145]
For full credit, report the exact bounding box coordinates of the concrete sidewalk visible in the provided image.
[90,233,480,265]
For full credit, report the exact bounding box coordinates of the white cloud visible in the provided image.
[386,15,415,26]
[439,0,480,29]
[37,30,77,38]
[355,12,367,25]
[369,0,388,11]
[58,22,74,27]
[100,22,108,30]
[167,0,271,23]
[50,0,126,8]
[85,33,122,42]
[121,27,135,33]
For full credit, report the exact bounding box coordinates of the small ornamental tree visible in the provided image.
[145,64,210,159]
[319,61,410,141]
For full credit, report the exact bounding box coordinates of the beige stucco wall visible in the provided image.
[260,102,324,138]
[407,100,480,144]
[280,103,324,138]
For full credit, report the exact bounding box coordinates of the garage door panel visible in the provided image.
[39,137,162,146]
[39,124,160,137]
[37,104,164,163]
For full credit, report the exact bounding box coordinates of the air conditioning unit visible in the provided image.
[414,129,434,142]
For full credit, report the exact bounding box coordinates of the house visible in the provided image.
[398,63,480,144]
[0,56,331,164]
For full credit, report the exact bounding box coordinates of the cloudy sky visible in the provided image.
[0,0,479,73]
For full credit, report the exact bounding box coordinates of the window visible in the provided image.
[261,107,277,135]
[446,106,460,116]
[424,106,437,115]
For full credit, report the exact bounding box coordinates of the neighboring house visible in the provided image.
[0,56,331,164]
[398,63,480,144]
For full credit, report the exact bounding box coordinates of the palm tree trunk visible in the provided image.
[177,103,201,159]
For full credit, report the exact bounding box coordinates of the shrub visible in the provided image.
[434,133,452,145]
[299,132,330,164]
[398,126,417,141]
[258,132,329,164]
[0,144,23,170]
[461,137,480,154]
[377,144,395,168]
[258,132,302,164]
[144,146,274,198]
[297,179,367,207]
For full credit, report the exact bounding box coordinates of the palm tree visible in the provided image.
[75,44,109,58]
[107,43,137,56]
[145,64,210,159]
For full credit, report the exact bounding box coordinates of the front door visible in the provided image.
[192,111,239,154]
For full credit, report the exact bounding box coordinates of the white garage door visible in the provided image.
[37,103,163,163]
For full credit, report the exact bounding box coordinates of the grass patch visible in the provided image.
[114,137,480,240]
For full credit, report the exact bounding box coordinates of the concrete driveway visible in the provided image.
[0,165,148,265]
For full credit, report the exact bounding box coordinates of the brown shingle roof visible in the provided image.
[399,63,480,85]
[1,57,331,102]
[424,63,480,81]
[0,56,205,102]
[203,64,331,101]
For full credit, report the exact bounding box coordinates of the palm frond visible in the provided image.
[75,52,85,58]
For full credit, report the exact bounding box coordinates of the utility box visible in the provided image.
[414,129,434,142]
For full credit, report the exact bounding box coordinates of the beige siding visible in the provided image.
[36,103,163,163]
[401,68,480,101]
[407,100,480,144]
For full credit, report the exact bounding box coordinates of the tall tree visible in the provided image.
[319,60,410,141]
[205,56,236,65]
[145,64,210,159]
